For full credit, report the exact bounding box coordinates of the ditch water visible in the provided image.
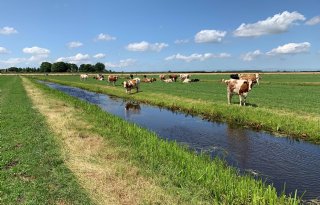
[42,81,320,201]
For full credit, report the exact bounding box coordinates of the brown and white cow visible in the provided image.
[169,74,178,82]
[239,73,260,85]
[223,79,255,106]
[159,74,166,80]
[108,75,119,86]
[123,78,140,94]
[180,73,191,81]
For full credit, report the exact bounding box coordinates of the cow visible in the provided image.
[94,74,104,80]
[223,79,255,106]
[239,73,260,85]
[163,78,173,83]
[230,74,240,79]
[142,78,152,83]
[80,74,88,80]
[123,78,140,94]
[169,74,178,82]
[159,74,166,80]
[190,78,200,82]
[180,74,191,81]
[182,78,191,83]
[108,75,119,86]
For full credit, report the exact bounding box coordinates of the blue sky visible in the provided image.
[0,0,319,72]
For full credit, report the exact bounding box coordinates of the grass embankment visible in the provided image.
[0,76,93,204]
[33,74,320,144]
[24,76,301,204]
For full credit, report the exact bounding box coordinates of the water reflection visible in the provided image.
[124,101,141,118]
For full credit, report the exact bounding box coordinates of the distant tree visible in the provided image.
[8,67,18,72]
[79,64,94,72]
[40,62,52,72]
[67,63,78,72]
[94,62,105,72]
[51,62,68,72]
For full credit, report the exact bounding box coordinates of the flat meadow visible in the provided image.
[34,72,320,144]
[1,74,307,204]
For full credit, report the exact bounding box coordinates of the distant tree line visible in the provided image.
[1,62,113,73]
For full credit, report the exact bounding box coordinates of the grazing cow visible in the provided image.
[80,74,88,80]
[239,73,260,85]
[108,75,119,86]
[123,78,140,94]
[169,74,178,82]
[223,79,255,106]
[163,78,174,83]
[159,74,166,80]
[180,74,191,81]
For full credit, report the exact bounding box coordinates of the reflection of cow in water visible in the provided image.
[124,101,141,118]
[125,101,141,111]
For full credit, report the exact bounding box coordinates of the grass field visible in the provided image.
[33,73,320,144]
[0,76,299,204]
[0,76,93,204]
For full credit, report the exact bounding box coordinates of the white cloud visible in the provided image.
[0,26,18,35]
[306,16,320,25]
[241,50,263,61]
[234,11,305,37]
[23,46,50,55]
[56,53,90,64]
[126,41,168,52]
[165,52,230,62]
[0,47,9,54]
[105,58,136,68]
[93,53,106,59]
[0,55,48,66]
[95,33,116,41]
[267,42,311,55]
[67,41,83,48]
[194,30,227,43]
[174,39,189,44]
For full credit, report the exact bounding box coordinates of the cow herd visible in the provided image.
[79,73,261,106]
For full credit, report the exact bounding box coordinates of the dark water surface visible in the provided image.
[43,82,320,201]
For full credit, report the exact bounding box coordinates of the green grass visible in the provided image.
[32,73,320,144]
[0,76,93,204]
[26,76,301,204]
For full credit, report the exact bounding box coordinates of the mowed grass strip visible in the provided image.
[33,73,320,144]
[0,76,93,204]
[22,77,182,205]
[25,77,301,204]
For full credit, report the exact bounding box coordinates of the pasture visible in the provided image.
[1,75,303,204]
[34,73,320,143]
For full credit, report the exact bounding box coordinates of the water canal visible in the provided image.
[42,81,320,201]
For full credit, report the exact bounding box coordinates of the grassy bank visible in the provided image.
[32,74,320,144]
[0,76,93,204]
[25,76,301,204]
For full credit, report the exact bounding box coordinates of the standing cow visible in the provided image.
[80,74,88,80]
[108,75,119,86]
[123,78,140,94]
[223,79,255,106]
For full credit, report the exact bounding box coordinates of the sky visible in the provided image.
[0,0,319,72]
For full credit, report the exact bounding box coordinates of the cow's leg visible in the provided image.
[239,95,242,106]
[227,92,232,105]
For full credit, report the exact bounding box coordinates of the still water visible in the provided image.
[43,82,320,201]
